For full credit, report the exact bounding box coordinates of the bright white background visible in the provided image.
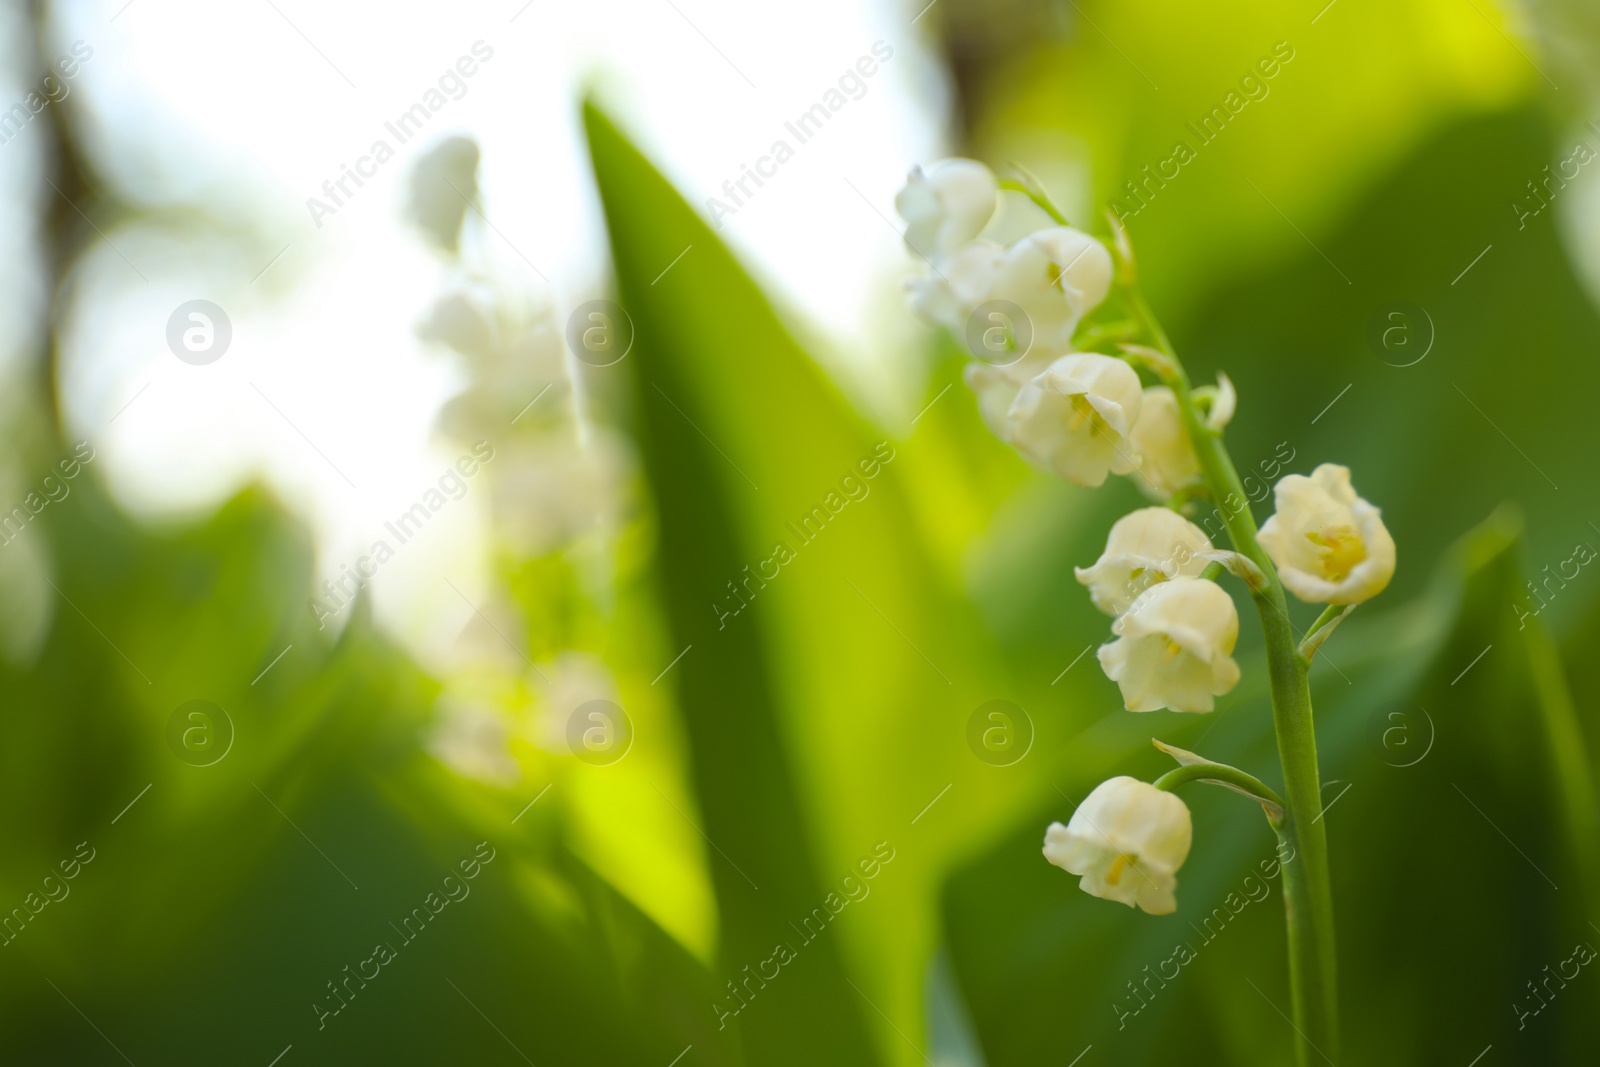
[0,0,952,658]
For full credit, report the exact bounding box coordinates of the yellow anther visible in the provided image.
[1305,525,1366,581]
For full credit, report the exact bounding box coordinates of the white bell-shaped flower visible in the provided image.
[1007,354,1143,486]
[985,227,1114,355]
[1098,577,1241,713]
[894,159,998,262]
[1043,776,1192,915]
[962,347,1053,440]
[1075,507,1214,617]
[1258,463,1396,605]
[1126,386,1202,500]
[906,241,1003,337]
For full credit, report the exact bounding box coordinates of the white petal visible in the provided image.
[1046,778,1192,914]
[1261,463,1395,604]
[1100,578,1240,713]
[894,159,998,261]
[1075,507,1212,617]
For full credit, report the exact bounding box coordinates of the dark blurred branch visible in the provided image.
[27,0,100,439]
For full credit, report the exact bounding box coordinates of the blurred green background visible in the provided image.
[5,0,1600,1063]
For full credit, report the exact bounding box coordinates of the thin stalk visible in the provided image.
[998,177,1070,225]
[1129,289,1340,1063]
[1153,763,1284,810]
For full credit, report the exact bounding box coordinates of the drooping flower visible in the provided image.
[1098,576,1241,713]
[984,227,1114,356]
[894,159,998,262]
[1258,463,1395,605]
[1007,353,1143,486]
[1043,776,1192,914]
[1075,507,1214,617]
[963,350,1051,440]
[1126,386,1201,500]
[906,241,1003,338]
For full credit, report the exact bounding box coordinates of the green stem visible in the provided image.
[1130,290,1340,1064]
[1302,604,1345,647]
[998,177,1070,226]
[1153,763,1285,812]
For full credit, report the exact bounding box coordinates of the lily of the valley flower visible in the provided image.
[1007,353,1143,486]
[1098,576,1241,713]
[1258,463,1396,605]
[1126,386,1201,500]
[1043,776,1192,914]
[984,227,1114,355]
[894,159,998,262]
[1076,507,1214,617]
[907,240,1004,339]
[965,350,1053,440]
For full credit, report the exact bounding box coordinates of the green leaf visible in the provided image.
[0,477,734,1065]
[582,99,885,1066]
[944,503,1600,1064]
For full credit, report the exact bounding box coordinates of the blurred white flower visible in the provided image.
[984,227,1113,354]
[1043,776,1192,915]
[417,282,498,358]
[530,650,619,752]
[420,284,572,439]
[894,158,998,262]
[489,432,631,556]
[1126,386,1201,500]
[1007,353,1142,486]
[406,135,481,254]
[427,697,520,786]
[963,349,1052,440]
[906,240,1002,337]
[1098,576,1241,713]
[1075,507,1213,617]
[1258,463,1395,605]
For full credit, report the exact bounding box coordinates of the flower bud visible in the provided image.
[1098,577,1241,713]
[1044,776,1192,915]
[1126,386,1201,500]
[1075,507,1214,617]
[1258,463,1395,605]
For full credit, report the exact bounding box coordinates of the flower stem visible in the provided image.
[1130,290,1340,1064]
[998,175,1071,226]
[1152,762,1285,813]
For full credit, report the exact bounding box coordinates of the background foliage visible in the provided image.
[5,0,1599,1063]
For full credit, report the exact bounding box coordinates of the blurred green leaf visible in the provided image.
[0,478,733,1064]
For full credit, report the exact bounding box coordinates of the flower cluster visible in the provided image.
[896,158,1396,913]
